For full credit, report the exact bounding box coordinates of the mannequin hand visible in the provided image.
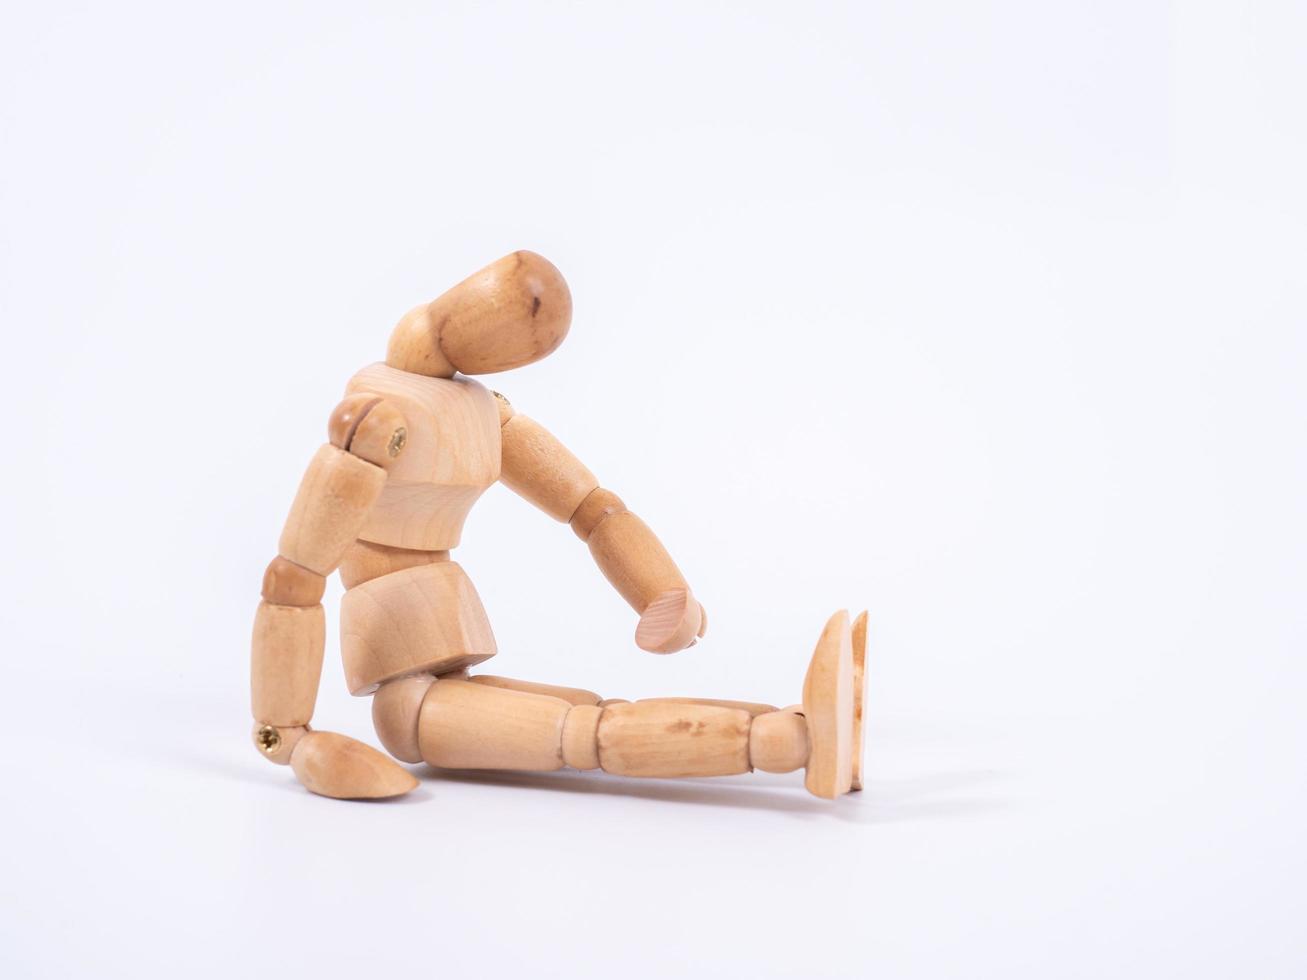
[254,724,417,799]
[635,589,707,654]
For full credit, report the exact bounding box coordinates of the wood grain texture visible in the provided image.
[802,610,855,799]
[345,364,500,551]
[347,399,408,469]
[499,414,599,522]
[569,487,626,541]
[260,556,326,607]
[386,251,571,377]
[337,539,450,589]
[418,679,569,771]
[250,602,325,727]
[469,675,601,706]
[371,674,436,763]
[851,609,869,792]
[596,701,752,778]
[278,445,387,575]
[748,710,808,773]
[328,393,382,449]
[639,697,777,716]
[385,303,457,378]
[634,588,703,654]
[586,511,688,613]
[340,561,497,695]
[561,705,602,770]
[289,731,419,799]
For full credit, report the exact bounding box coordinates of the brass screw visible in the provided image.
[388,426,407,457]
[256,724,282,754]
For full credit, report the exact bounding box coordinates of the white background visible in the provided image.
[2,2,1303,977]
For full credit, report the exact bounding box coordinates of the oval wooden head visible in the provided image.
[387,251,572,377]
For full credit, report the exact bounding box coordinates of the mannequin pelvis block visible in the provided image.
[340,562,496,695]
[346,364,501,551]
[596,702,752,778]
[418,679,569,771]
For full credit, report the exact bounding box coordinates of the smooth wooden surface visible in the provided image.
[418,679,569,771]
[328,393,382,449]
[347,398,408,469]
[561,705,602,770]
[569,487,626,541]
[387,251,571,377]
[596,701,752,778]
[289,731,419,799]
[633,588,703,654]
[586,510,689,613]
[337,539,450,590]
[260,556,325,607]
[469,674,601,706]
[499,414,599,522]
[345,364,500,551]
[851,609,869,792]
[278,444,387,575]
[250,601,325,727]
[639,697,777,716]
[385,303,457,378]
[802,610,855,799]
[748,710,808,773]
[340,561,496,695]
[371,674,436,763]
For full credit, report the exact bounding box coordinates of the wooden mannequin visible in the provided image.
[251,251,869,800]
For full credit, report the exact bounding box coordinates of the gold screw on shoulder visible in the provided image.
[256,725,282,754]
[388,426,407,457]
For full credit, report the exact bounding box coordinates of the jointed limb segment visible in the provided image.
[597,701,753,778]
[369,610,860,797]
[495,394,704,653]
[251,602,325,727]
[250,400,420,797]
[571,489,705,651]
[382,609,861,797]
[468,674,602,705]
[421,679,571,771]
[261,556,326,607]
[499,411,599,522]
[278,445,389,576]
[404,679,809,781]
[638,697,779,717]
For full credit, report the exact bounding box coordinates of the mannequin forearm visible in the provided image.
[497,396,704,653]
[570,489,687,613]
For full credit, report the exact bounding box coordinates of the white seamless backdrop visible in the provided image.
[1,3,1303,978]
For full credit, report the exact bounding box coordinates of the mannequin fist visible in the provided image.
[635,589,707,654]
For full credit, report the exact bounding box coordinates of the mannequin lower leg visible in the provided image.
[369,608,862,798]
[412,678,808,777]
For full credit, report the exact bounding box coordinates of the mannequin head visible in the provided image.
[386,251,572,377]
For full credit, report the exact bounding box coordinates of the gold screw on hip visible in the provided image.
[255,724,282,754]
